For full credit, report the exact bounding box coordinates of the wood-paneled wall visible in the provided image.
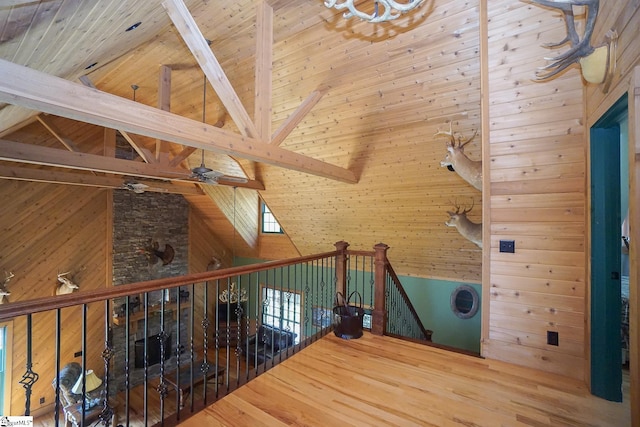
[189,208,231,348]
[256,0,484,282]
[483,0,587,380]
[0,180,109,414]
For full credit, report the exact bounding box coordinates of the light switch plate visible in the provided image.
[499,240,515,253]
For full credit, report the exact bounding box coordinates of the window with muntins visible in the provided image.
[261,201,283,234]
[261,286,301,344]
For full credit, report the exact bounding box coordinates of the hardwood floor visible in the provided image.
[180,333,631,427]
[33,349,248,426]
[33,333,631,426]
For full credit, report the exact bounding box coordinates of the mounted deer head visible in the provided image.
[207,255,222,271]
[445,200,482,249]
[56,271,79,295]
[0,271,14,304]
[435,122,482,191]
[530,0,617,92]
[138,239,175,266]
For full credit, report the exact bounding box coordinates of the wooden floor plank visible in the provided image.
[180,333,630,427]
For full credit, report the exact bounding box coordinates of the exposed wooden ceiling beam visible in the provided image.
[271,87,328,147]
[0,139,264,190]
[255,1,273,141]
[0,138,192,179]
[162,0,260,139]
[118,131,156,163]
[0,165,205,195]
[36,115,81,152]
[169,146,197,167]
[0,59,357,183]
[0,115,37,138]
[79,75,156,164]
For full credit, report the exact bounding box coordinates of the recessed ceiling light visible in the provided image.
[126,22,142,32]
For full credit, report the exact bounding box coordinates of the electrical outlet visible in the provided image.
[547,331,559,346]
[39,397,45,404]
[74,350,83,357]
[499,240,515,253]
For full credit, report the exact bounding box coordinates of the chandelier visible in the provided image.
[324,0,425,23]
[219,282,248,304]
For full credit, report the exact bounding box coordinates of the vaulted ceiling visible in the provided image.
[0,0,483,281]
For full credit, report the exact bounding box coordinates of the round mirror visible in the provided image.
[450,285,479,319]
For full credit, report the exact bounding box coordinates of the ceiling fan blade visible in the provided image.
[202,170,224,179]
[219,175,249,184]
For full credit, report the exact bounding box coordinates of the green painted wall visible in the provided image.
[400,277,481,354]
[234,257,481,354]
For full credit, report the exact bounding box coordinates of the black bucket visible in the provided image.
[333,291,364,340]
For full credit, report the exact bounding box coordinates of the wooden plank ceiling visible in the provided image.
[0,0,483,281]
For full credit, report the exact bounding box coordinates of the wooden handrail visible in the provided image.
[0,244,430,343]
[0,251,338,321]
[385,262,432,340]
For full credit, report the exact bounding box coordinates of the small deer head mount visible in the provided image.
[529,0,617,92]
[56,271,79,295]
[445,200,483,249]
[435,122,482,191]
[138,239,175,267]
[207,255,222,271]
[0,271,14,304]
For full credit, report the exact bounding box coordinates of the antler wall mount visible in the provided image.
[529,0,617,93]
[324,0,426,23]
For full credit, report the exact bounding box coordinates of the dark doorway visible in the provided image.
[590,93,628,402]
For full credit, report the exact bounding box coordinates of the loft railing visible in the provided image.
[0,241,430,426]
[385,263,433,341]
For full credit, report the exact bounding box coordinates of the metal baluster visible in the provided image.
[54,310,61,427]
[125,296,131,427]
[175,286,182,421]
[369,256,375,322]
[304,261,311,336]
[143,292,149,427]
[354,255,360,301]
[244,274,253,381]
[202,279,210,404]
[157,296,168,424]
[19,314,39,416]
[234,277,244,386]
[101,300,114,426]
[80,304,87,425]
[214,279,220,398]
[188,282,195,412]
[346,255,351,297]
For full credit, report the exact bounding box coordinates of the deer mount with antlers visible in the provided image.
[56,271,79,295]
[436,122,482,192]
[445,201,482,249]
[207,253,225,271]
[138,239,175,267]
[530,0,617,92]
[0,271,14,304]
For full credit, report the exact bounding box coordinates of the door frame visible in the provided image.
[587,67,640,424]
[628,67,640,426]
[589,96,625,401]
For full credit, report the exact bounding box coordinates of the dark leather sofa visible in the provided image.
[245,324,296,365]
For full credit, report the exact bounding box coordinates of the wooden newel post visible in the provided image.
[334,241,350,297]
[372,243,389,336]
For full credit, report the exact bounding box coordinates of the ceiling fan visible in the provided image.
[189,74,248,186]
[190,149,248,185]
